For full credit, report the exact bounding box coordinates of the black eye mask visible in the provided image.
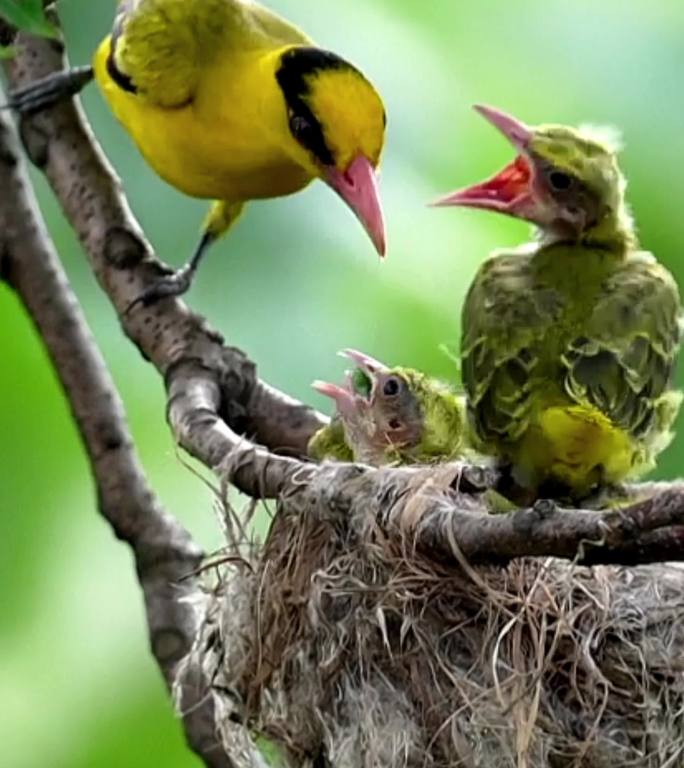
[276,47,353,167]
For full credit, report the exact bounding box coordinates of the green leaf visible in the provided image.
[0,43,16,59]
[0,0,58,38]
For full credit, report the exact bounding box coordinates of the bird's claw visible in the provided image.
[125,265,195,315]
[3,67,94,115]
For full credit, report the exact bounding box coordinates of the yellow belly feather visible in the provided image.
[518,404,637,493]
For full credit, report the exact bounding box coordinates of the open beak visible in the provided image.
[338,349,388,405]
[326,155,386,257]
[312,380,358,419]
[313,348,388,417]
[432,105,538,219]
[338,348,388,376]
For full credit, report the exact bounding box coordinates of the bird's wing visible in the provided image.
[110,0,307,108]
[461,252,563,446]
[563,252,681,440]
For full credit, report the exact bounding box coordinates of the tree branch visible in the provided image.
[389,481,684,566]
[166,358,313,497]
[0,104,231,768]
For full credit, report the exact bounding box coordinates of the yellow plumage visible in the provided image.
[518,405,635,493]
[93,0,383,206]
[93,41,310,202]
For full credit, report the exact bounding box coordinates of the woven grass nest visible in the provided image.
[176,475,684,768]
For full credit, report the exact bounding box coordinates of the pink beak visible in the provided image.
[312,380,357,418]
[338,348,388,375]
[472,104,533,152]
[431,105,536,214]
[326,155,386,257]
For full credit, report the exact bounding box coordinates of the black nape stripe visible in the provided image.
[106,3,138,94]
[276,47,359,167]
[278,47,353,84]
[106,50,138,94]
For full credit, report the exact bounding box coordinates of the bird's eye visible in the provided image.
[383,377,401,397]
[289,114,313,140]
[547,170,574,191]
[287,109,334,165]
[388,418,402,430]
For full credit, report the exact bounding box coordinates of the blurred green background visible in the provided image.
[1,0,683,765]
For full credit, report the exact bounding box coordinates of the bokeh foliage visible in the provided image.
[0,0,57,39]
[1,1,683,765]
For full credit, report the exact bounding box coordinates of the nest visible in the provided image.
[176,477,684,768]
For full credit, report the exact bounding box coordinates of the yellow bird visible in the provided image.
[9,0,387,304]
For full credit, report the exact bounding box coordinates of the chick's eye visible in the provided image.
[383,377,401,397]
[388,418,402,430]
[547,170,574,192]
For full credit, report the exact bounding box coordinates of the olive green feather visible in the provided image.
[307,418,354,462]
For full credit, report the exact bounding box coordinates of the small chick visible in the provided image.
[309,349,468,466]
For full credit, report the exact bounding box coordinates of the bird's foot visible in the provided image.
[4,66,94,115]
[125,264,196,314]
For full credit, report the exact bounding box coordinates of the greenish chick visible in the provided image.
[435,105,682,499]
[308,349,468,466]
